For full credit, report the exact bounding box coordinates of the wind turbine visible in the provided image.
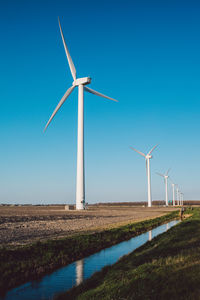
[176,185,179,205]
[130,145,158,207]
[44,18,117,210]
[156,169,170,206]
[180,192,184,206]
[169,178,176,206]
[171,183,175,206]
[179,190,182,206]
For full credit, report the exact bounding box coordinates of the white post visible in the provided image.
[147,158,151,207]
[172,184,175,206]
[76,84,85,210]
[165,177,168,206]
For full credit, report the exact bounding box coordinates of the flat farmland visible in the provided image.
[0,205,178,246]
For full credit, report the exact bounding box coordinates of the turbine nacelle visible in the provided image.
[146,155,152,159]
[73,77,91,87]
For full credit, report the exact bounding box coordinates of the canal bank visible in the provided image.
[0,210,179,295]
[59,207,198,300]
[3,221,179,300]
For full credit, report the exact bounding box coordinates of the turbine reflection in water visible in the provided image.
[2,220,179,300]
[148,230,152,241]
[76,259,84,286]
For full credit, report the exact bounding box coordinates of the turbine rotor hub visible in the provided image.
[73,77,91,86]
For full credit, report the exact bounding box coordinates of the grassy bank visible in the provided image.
[58,207,200,300]
[0,210,178,294]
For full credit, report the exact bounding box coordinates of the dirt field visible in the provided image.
[0,205,178,246]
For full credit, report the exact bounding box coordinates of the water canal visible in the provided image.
[2,220,179,300]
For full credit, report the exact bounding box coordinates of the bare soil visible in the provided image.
[0,205,178,246]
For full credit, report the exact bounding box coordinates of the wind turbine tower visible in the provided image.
[44,18,117,210]
[178,190,181,206]
[156,169,170,206]
[130,145,158,207]
[171,183,175,206]
[180,192,184,206]
[179,191,182,206]
[176,186,179,205]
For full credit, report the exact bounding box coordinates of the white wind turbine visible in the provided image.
[156,169,170,206]
[169,178,176,206]
[180,192,184,206]
[171,183,175,206]
[176,185,180,205]
[44,18,117,210]
[178,190,182,206]
[171,182,175,206]
[130,145,158,207]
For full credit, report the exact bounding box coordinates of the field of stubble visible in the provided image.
[0,205,177,246]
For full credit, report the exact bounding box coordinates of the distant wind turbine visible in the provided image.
[176,186,180,205]
[178,190,182,206]
[180,192,184,206]
[171,183,175,206]
[130,145,158,207]
[44,18,117,210]
[169,178,176,206]
[156,169,170,206]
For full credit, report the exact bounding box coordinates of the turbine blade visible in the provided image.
[148,144,158,155]
[58,17,76,81]
[130,147,146,157]
[156,172,164,177]
[44,85,75,131]
[166,168,171,175]
[84,86,118,102]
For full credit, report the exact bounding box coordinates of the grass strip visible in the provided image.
[57,207,199,300]
[0,210,178,294]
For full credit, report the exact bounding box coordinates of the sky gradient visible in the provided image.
[0,0,200,204]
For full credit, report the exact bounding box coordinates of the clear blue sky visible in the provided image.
[0,0,200,204]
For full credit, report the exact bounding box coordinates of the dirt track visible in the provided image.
[0,205,178,246]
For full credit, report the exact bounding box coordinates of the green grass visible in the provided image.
[57,208,200,300]
[0,210,178,294]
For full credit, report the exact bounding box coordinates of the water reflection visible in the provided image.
[2,220,179,300]
[76,259,84,286]
[148,230,152,241]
